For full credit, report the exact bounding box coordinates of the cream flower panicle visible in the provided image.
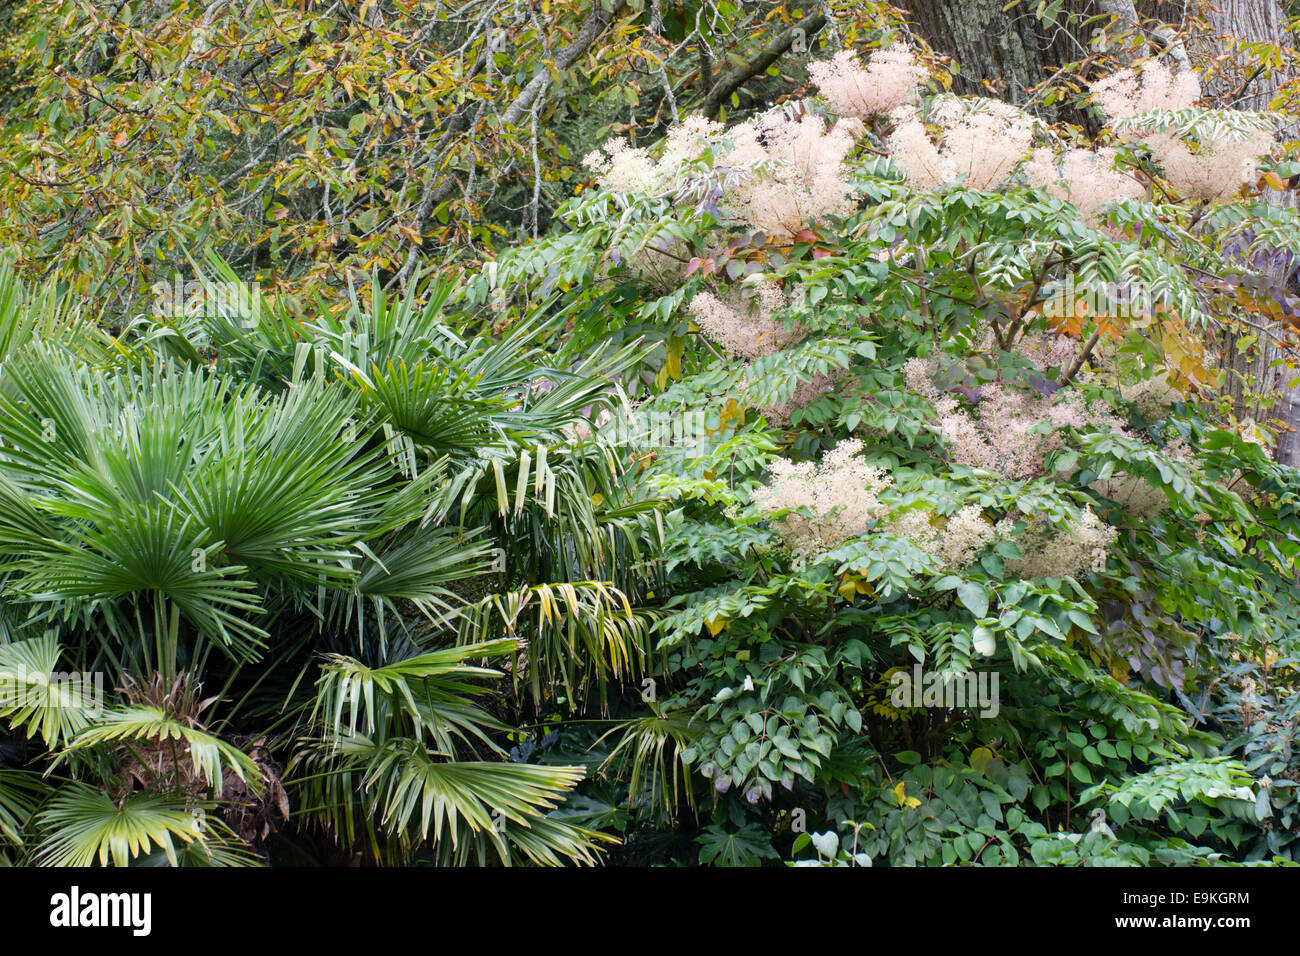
[720,113,860,241]
[583,115,726,195]
[1004,506,1117,579]
[1141,129,1274,203]
[1023,147,1144,226]
[808,45,927,120]
[1089,60,1201,123]
[888,96,1034,191]
[1088,62,1274,204]
[751,438,891,553]
[888,504,1013,571]
[687,279,804,360]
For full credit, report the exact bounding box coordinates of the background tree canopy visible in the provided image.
[0,0,1299,867]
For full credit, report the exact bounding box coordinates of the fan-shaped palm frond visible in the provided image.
[64,706,263,796]
[333,524,497,652]
[0,258,111,369]
[456,582,655,709]
[296,639,607,864]
[0,634,99,746]
[34,785,247,867]
[134,813,264,867]
[0,347,477,674]
[0,261,647,867]
[0,769,44,851]
[310,638,520,745]
[358,738,609,866]
[436,435,667,598]
[298,729,610,865]
[595,706,701,820]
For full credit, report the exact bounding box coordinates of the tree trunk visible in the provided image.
[1192,0,1300,465]
[1193,0,1290,109]
[895,0,1054,103]
[895,1,1165,120]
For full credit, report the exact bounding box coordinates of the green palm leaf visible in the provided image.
[357,738,608,865]
[35,785,227,867]
[65,706,263,796]
[312,638,521,741]
[456,582,653,708]
[0,769,43,850]
[0,634,99,746]
[596,706,701,819]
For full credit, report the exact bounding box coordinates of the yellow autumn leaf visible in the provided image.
[719,399,747,429]
[655,335,684,387]
[891,781,920,808]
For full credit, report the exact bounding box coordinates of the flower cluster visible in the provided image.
[888,96,1034,191]
[1141,129,1274,203]
[888,504,1014,571]
[1089,60,1201,120]
[1015,330,1081,374]
[1004,507,1117,579]
[751,438,891,553]
[1089,63,1273,204]
[934,386,1066,480]
[1090,473,1168,521]
[586,110,863,241]
[583,115,725,195]
[1090,437,1193,520]
[721,113,861,241]
[888,498,1118,580]
[1120,369,1183,421]
[753,369,844,427]
[907,360,1127,479]
[687,279,804,359]
[1023,147,1144,226]
[808,45,927,120]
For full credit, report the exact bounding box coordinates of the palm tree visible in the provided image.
[0,261,665,865]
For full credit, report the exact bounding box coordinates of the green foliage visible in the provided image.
[2,2,1300,870]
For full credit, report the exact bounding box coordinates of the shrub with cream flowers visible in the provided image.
[479,39,1300,868]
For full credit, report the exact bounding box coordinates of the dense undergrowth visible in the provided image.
[1,32,1299,867]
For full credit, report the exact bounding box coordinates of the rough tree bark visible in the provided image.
[1190,0,1300,465]
[895,0,1056,103]
[1198,0,1290,107]
[896,0,1192,101]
